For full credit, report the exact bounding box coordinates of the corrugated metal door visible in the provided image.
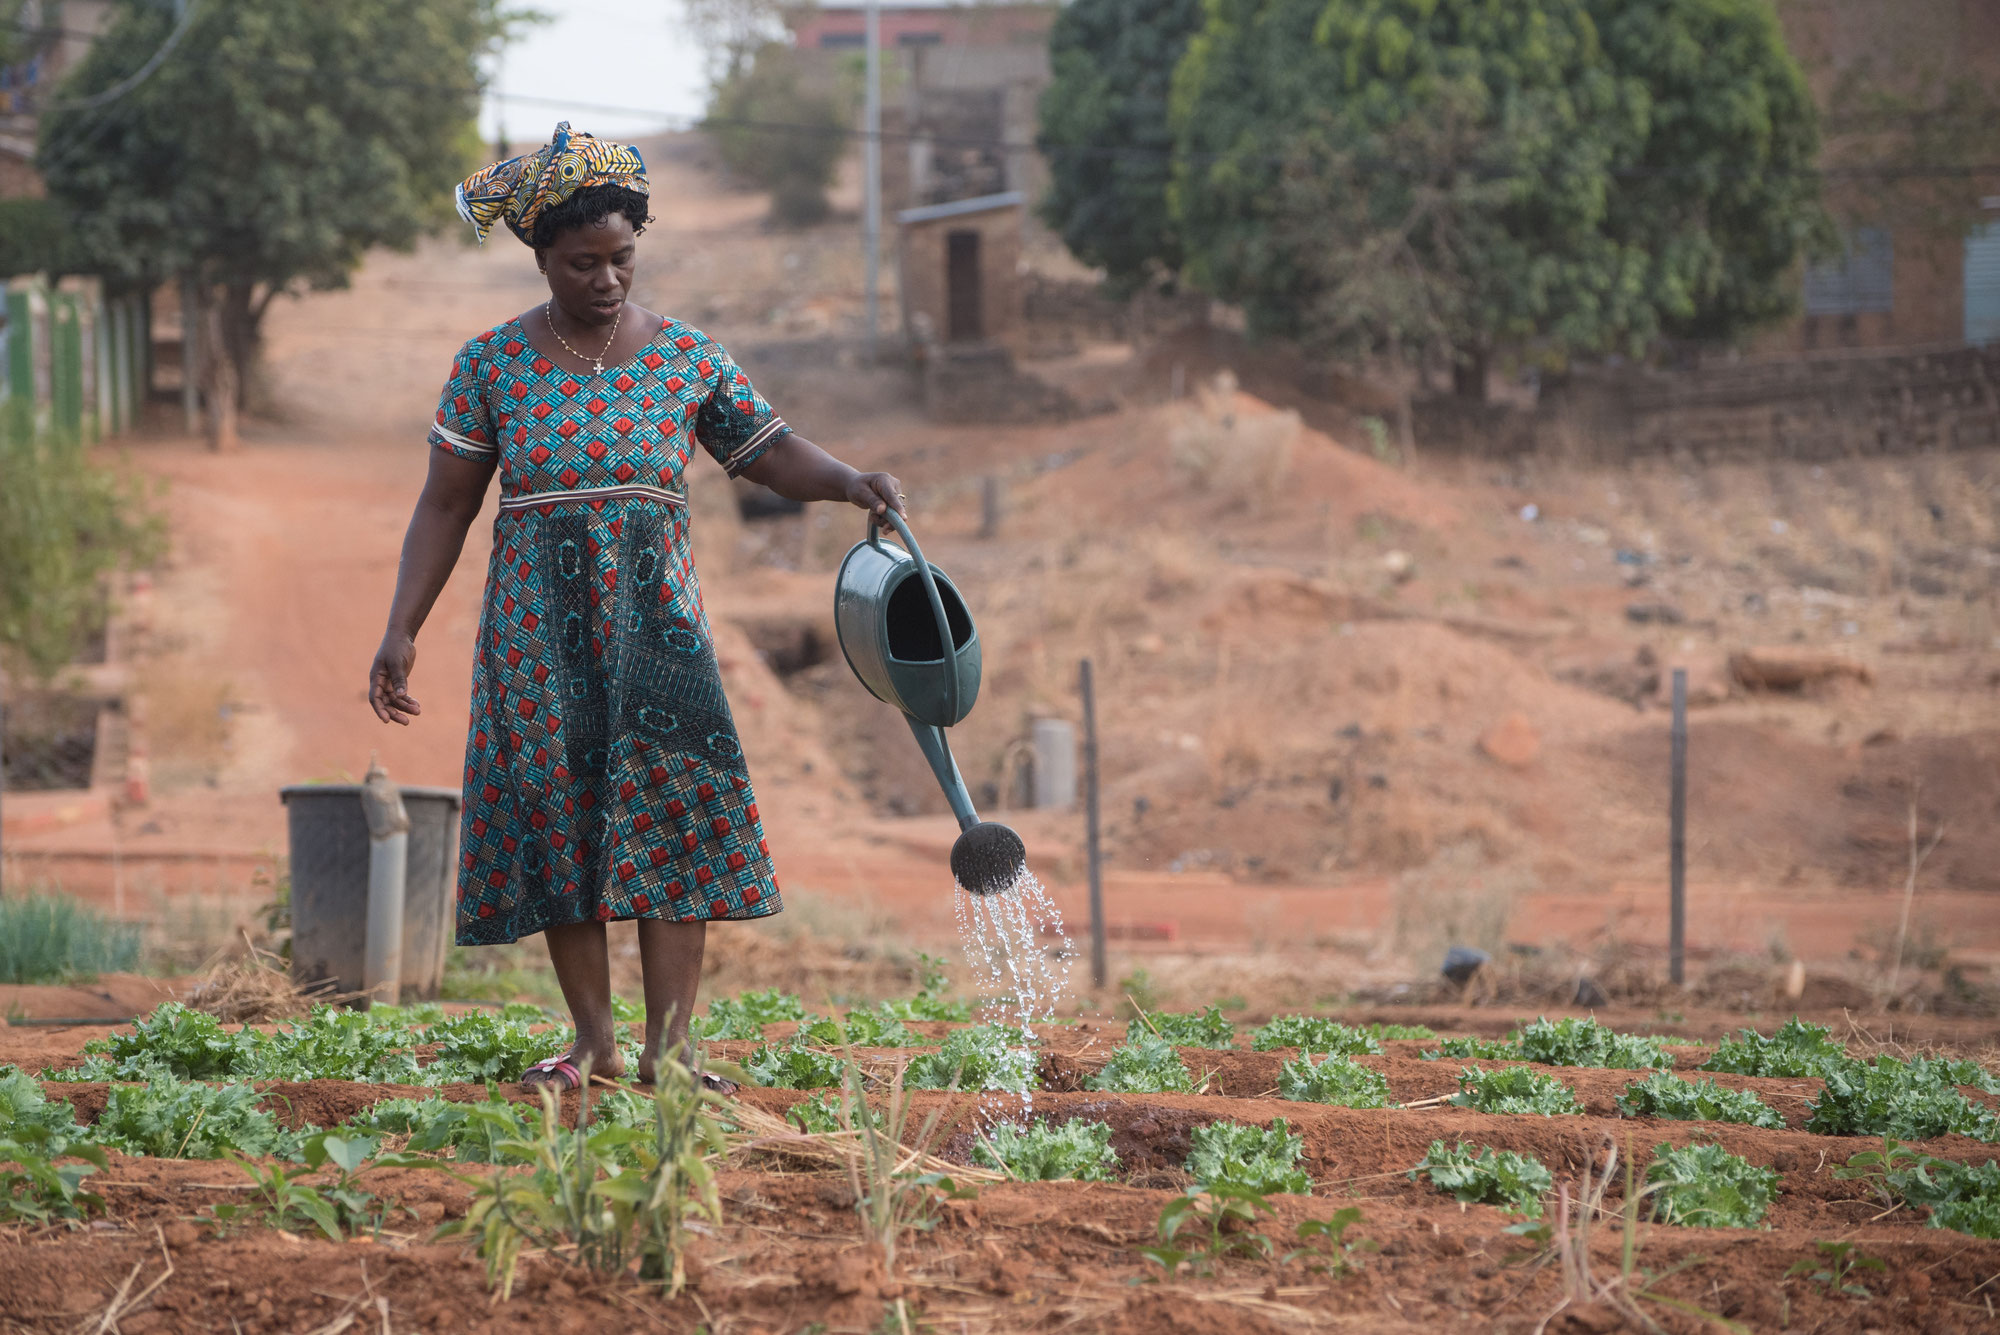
[1967,222,2000,345]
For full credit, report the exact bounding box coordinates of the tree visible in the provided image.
[705,42,857,227]
[1037,0,1206,293]
[1585,0,1828,346]
[680,0,789,86]
[1171,0,1648,397]
[1167,0,1829,397]
[37,0,509,445]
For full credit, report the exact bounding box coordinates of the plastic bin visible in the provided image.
[280,783,461,1003]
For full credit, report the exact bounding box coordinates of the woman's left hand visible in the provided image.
[847,470,906,520]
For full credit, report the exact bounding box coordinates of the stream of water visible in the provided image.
[953,865,1075,1120]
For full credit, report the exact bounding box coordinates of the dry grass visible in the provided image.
[1389,840,1526,968]
[181,939,344,1022]
[1167,372,1298,512]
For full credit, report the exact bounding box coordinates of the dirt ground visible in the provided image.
[2,1015,1998,1335]
[6,128,1998,1000]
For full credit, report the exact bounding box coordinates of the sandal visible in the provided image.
[521,1056,584,1091]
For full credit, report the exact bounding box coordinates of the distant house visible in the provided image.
[0,1,116,199]
[1769,0,2000,352]
[785,1,1058,211]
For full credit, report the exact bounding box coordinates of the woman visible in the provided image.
[367,124,903,1091]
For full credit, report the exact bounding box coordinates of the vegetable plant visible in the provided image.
[973,1119,1118,1181]
[744,1036,847,1090]
[1144,1005,1234,1049]
[1450,1066,1584,1116]
[1643,1143,1779,1228]
[1185,1119,1310,1196]
[0,1071,85,1155]
[1137,1184,1278,1279]
[1411,1140,1553,1217]
[1086,1035,1195,1093]
[905,1025,1036,1094]
[0,1128,105,1225]
[1836,1139,2000,1239]
[1787,1240,1886,1298]
[1513,1017,1672,1071]
[695,988,805,1041]
[1287,1204,1372,1274]
[1421,1035,1519,1062]
[1699,1018,1851,1079]
[1249,1016,1381,1056]
[94,1077,302,1160]
[1277,1055,1392,1108]
[1614,1073,1785,1129]
[1806,1056,2000,1142]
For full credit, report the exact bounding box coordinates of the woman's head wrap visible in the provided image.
[454,121,648,245]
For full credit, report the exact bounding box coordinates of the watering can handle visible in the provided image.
[869,509,960,725]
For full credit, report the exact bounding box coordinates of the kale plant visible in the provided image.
[1185,1119,1311,1196]
[422,1010,571,1083]
[64,1002,262,1081]
[1145,1006,1234,1049]
[94,1078,302,1160]
[1087,1035,1195,1093]
[1643,1143,1779,1228]
[1512,1017,1672,1071]
[1837,1140,2000,1239]
[1364,1023,1436,1042]
[905,1025,1036,1094]
[1614,1073,1785,1129]
[695,989,806,1041]
[1450,1066,1584,1116]
[1249,1016,1382,1056]
[1699,1019,1851,1079]
[1421,1035,1520,1062]
[1411,1140,1554,1217]
[743,1036,847,1090]
[974,1119,1119,1181]
[1805,1057,2000,1142]
[1277,1055,1392,1109]
[0,1071,85,1155]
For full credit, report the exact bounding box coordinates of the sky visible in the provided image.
[479,0,712,149]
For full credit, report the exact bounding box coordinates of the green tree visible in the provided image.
[36,0,509,444]
[1585,0,1827,344]
[1037,0,1206,292]
[1171,0,1646,397]
[704,42,857,227]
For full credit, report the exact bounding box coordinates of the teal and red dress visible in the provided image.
[431,315,789,945]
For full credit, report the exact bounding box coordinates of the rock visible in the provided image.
[1730,647,1873,693]
[1477,713,1540,768]
[1441,946,1490,986]
[1624,602,1684,625]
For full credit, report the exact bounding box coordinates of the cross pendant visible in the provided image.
[591,360,604,374]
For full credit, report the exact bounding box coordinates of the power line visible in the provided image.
[27,0,199,113]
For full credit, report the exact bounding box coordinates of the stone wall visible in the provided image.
[1415,343,2000,463]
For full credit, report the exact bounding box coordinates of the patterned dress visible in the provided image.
[431,314,790,945]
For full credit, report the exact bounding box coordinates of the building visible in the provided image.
[0,1,115,198]
[896,191,1023,347]
[786,1,1057,210]
[1769,0,2000,352]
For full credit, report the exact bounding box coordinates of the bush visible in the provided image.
[1412,1140,1554,1217]
[1250,1017,1382,1056]
[1512,1017,1673,1071]
[705,43,857,227]
[1700,1019,1851,1079]
[0,895,141,985]
[1146,1006,1235,1049]
[974,1120,1119,1181]
[1614,1074,1785,1129]
[1644,1143,1778,1228]
[0,432,161,679]
[1278,1055,1392,1109]
[1087,1035,1195,1093]
[1450,1066,1584,1116]
[1185,1119,1311,1195]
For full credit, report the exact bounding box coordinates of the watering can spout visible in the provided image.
[905,716,1026,896]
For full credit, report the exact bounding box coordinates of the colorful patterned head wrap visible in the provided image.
[454,121,648,246]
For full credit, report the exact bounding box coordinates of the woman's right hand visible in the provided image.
[368,632,422,725]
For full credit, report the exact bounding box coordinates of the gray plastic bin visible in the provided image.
[280,783,461,1003]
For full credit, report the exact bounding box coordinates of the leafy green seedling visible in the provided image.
[0,1128,105,1225]
[1411,1140,1553,1217]
[1277,1055,1392,1108]
[905,1026,1036,1094]
[1363,1023,1436,1041]
[1512,1017,1673,1070]
[1786,1240,1886,1298]
[0,1070,85,1155]
[1450,1065,1584,1116]
[94,1077,301,1160]
[1644,1143,1778,1228]
[1806,1056,2000,1142]
[695,988,806,1041]
[1087,1035,1195,1093]
[973,1119,1118,1181]
[1249,1016,1382,1056]
[1287,1205,1373,1274]
[788,1092,885,1135]
[1614,1073,1785,1129]
[744,1037,847,1090]
[1185,1119,1311,1196]
[1137,1184,1277,1279]
[1420,1035,1519,1062]
[1835,1139,2000,1239]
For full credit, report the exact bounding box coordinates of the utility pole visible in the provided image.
[863,0,881,357]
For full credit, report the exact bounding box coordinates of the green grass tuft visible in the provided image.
[0,895,140,985]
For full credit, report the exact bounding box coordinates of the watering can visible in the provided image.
[834,511,1026,895]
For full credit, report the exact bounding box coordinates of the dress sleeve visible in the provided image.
[693,340,790,477]
[428,337,500,462]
